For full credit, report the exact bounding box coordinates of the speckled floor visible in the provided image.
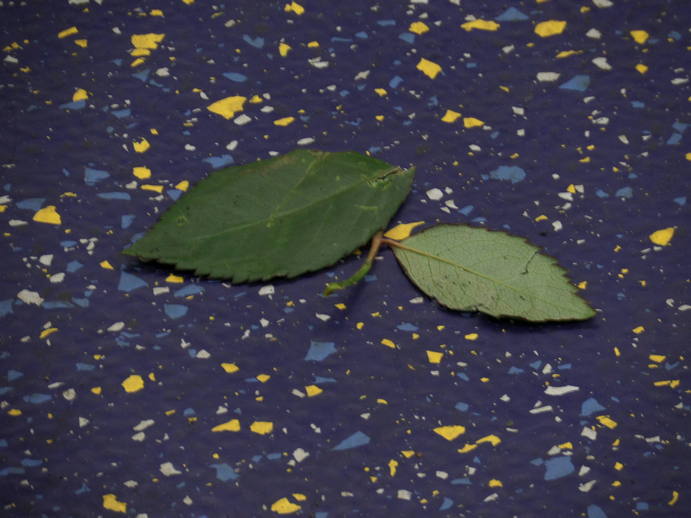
[0,1,689,516]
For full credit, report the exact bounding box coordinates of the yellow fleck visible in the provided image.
[464,333,479,341]
[274,116,295,126]
[630,30,650,45]
[58,27,79,39]
[250,421,274,435]
[72,88,88,102]
[577,281,588,290]
[255,374,270,383]
[356,322,364,330]
[614,347,621,357]
[614,462,624,471]
[632,326,645,334]
[8,409,22,416]
[102,494,127,513]
[463,117,484,128]
[175,180,189,191]
[150,128,159,135]
[558,442,573,450]
[535,214,547,222]
[441,109,461,123]
[131,33,165,50]
[140,184,163,193]
[221,362,239,373]
[686,152,691,161]
[457,443,478,453]
[133,138,150,153]
[635,63,649,74]
[278,42,291,57]
[166,274,184,283]
[476,434,501,446]
[534,20,567,37]
[100,260,114,270]
[480,377,490,383]
[649,227,675,246]
[416,57,442,79]
[271,497,301,514]
[33,205,62,225]
[375,114,384,121]
[307,40,319,48]
[401,450,415,458]
[0,205,6,213]
[121,374,144,393]
[40,328,58,339]
[374,88,387,96]
[91,386,102,395]
[409,21,429,35]
[612,480,622,487]
[488,479,503,488]
[426,350,443,364]
[384,221,424,240]
[461,20,500,32]
[207,96,247,119]
[292,493,306,502]
[130,57,146,67]
[132,166,151,179]
[556,50,582,58]
[335,303,346,310]
[596,415,618,429]
[434,425,466,441]
[668,490,679,506]
[148,372,156,382]
[649,354,666,363]
[150,9,164,16]
[211,419,241,432]
[284,1,305,15]
[130,48,151,57]
[305,385,323,397]
[380,338,397,349]
[388,459,398,476]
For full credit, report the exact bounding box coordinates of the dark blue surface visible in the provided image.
[1,0,689,516]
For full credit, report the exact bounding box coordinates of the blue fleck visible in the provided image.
[203,155,234,168]
[313,376,336,384]
[635,502,649,511]
[121,214,135,229]
[223,72,247,82]
[315,513,328,518]
[0,300,12,317]
[305,340,336,362]
[72,298,89,308]
[0,440,7,447]
[489,165,526,184]
[111,108,131,119]
[459,205,474,216]
[587,505,608,518]
[132,69,150,82]
[174,285,204,298]
[98,192,131,200]
[76,363,95,371]
[399,33,415,43]
[508,366,524,375]
[631,101,645,108]
[377,19,396,26]
[396,322,418,332]
[167,189,182,200]
[451,477,471,485]
[210,463,239,482]
[118,271,148,292]
[495,7,529,21]
[439,497,453,511]
[164,304,188,319]
[560,75,591,92]
[59,100,86,110]
[23,393,52,404]
[389,75,403,88]
[332,431,370,451]
[544,456,575,480]
[75,483,90,495]
[242,34,264,48]
[615,187,633,199]
[16,198,45,210]
[0,387,12,396]
[455,402,469,412]
[66,260,83,273]
[457,372,469,381]
[580,397,606,416]
[355,31,368,39]
[666,133,682,145]
[673,196,686,206]
[43,301,73,309]
[0,467,25,476]
[21,458,42,467]
[7,370,23,381]
[595,189,609,198]
[672,121,687,132]
[84,167,110,186]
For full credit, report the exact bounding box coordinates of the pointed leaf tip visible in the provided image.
[391,224,595,322]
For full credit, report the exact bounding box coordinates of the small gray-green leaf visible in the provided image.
[392,225,595,322]
[123,149,414,282]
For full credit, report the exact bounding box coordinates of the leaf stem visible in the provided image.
[323,231,384,296]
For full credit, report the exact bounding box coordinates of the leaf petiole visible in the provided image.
[323,231,384,296]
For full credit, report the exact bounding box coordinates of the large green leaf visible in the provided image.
[391,225,595,321]
[123,149,414,281]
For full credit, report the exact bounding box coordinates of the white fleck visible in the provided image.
[360,412,370,420]
[292,388,305,398]
[112,27,122,35]
[293,448,310,462]
[17,289,43,306]
[133,419,155,431]
[547,445,562,455]
[107,321,125,332]
[592,0,613,7]
[226,140,238,151]
[671,77,688,85]
[9,219,28,227]
[155,67,169,77]
[4,55,18,64]
[124,480,138,488]
[216,405,228,415]
[592,57,612,71]
[581,427,597,440]
[315,313,331,322]
[62,388,77,401]
[160,462,182,476]
[544,385,579,396]
[410,297,424,304]
[502,45,514,54]
[512,106,525,116]
[49,272,65,284]
[39,254,53,266]
[309,58,329,69]
[78,417,89,427]
[552,221,563,232]
[679,304,691,311]
[260,105,274,113]
[153,287,170,295]
[184,144,196,151]
[529,405,553,414]
[436,470,448,479]
[578,465,591,476]
[297,137,315,146]
[618,135,629,144]
[234,114,252,126]
[586,28,602,39]
[354,70,370,80]
[183,496,193,505]
[260,318,269,328]
[558,192,574,201]
[131,432,146,442]
[483,493,499,502]
[426,188,443,201]
[593,117,609,125]
[579,480,597,492]
[196,349,211,359]
[445,199,458,210]
[499,394,511,402]
[537,72,560,82]
[397,489,412,500]
[258,285,275,296]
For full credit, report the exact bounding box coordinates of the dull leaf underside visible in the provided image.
[392,225,595,322]
[124,149,414,281]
